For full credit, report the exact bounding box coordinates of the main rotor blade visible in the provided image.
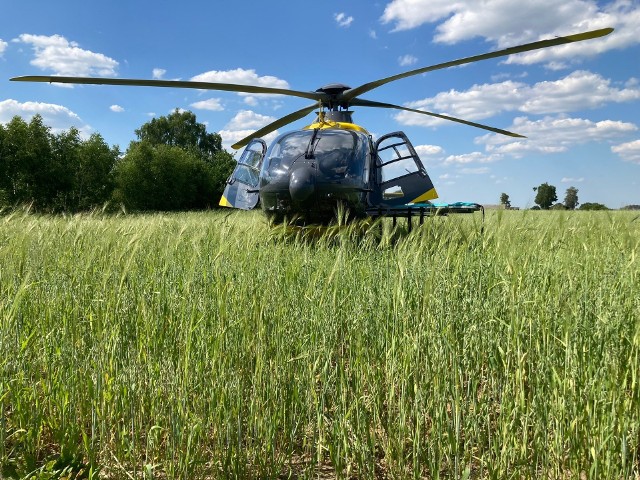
[352,98,525,138]
[231,104,318,150]
[344,27,613,101]
[10,75,325,102]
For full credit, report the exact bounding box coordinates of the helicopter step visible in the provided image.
[367,202,485,232]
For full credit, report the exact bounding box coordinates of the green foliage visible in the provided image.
[208,149,236,202]
[0,116,119,212]
[134,109,222,161]
[499,192,511,208]
[564,186,579,210]
[533,182,557,209]
[0,115,54,208]
[113,142,219,211]
[113,110,235,211]
[579,202,609,211]
[2,211,639,478]
[550,202,566,210]
[72,133,120,211]
[1,112,232,213]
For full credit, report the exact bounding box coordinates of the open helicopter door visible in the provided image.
[219,139,267,210]
[369,132,438,207]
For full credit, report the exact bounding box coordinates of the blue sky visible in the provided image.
[1,0,639,208]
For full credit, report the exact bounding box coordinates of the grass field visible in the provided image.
[1,209,639,479]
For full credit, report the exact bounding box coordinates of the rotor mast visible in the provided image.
[314,83,354,123]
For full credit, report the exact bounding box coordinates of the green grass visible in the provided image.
[1,209,639,478]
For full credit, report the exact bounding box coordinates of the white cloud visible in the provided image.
[369,30,378,40]
[612,139,640,164]
[223,110,277,131]
[444,151,502,165]
[0,39,7,56]
[477,115,637,158]
[218,110,280,151]
[398,54,418,66]
[15,34,118,77]
[0,99,91,136]
[152,68,166,79]
[190,98,224,111]
[243,96,258,107]
[380,0,639,66]
[335,12,354,28]
[395,71,640,127]
[561,177,585,183]
[415,144,444,156]
[190,68,289,89]
[109,105,124,113]
[190,68,290,101]
[381,0,459,32]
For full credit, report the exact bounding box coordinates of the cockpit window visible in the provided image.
[263,131,311,177]
[263,129,368,180]
[232,140,264,187]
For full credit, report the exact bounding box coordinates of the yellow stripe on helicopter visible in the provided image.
[409,188,439,204]
[219,195,232,207]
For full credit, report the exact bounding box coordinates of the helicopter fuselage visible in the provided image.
[220,118,439,222]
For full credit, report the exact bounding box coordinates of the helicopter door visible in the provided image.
[370,132,438,207]
[219,139,267,210]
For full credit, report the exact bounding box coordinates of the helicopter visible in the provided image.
[12,27,613,224]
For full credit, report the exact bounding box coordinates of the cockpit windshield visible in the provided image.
[262,129,369,181]
[231,139,264,187]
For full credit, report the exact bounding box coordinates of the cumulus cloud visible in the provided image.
[612,139,640,164]
[380,0,639,66]
[190,98,224,111]
[415,144,444,156]
[398,54,418,66]
[191,68,288,88]
[477,115,637,158]
[335,13,354,28]
[190,68,290,103]
[0,99,90,135]
[110,105,124,113]
[14,34,118,77]
[395,70,640,127]
[444,151,502,165]
[0,39,7,56]
[152,68,166,79]
[218,110,280,151]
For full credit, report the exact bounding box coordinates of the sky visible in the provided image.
[1,0,639,208]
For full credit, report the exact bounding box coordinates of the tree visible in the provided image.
[564,186,579,210]
[115,110,234,210]
[499,192,511,209]
[134,109,222,162]
[0,115,55,209]
[73,133,120,210]
[114,142,224,211]
[533,182,557,210]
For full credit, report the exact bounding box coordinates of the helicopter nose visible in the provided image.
[289,166,315,202]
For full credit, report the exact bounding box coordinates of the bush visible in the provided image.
[113,142,223,211]
[579,202,609,211]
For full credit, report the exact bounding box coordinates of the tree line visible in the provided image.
[0,110,235,213]
[501,183,613,211]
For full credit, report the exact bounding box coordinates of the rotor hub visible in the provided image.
[315,83,351,96]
